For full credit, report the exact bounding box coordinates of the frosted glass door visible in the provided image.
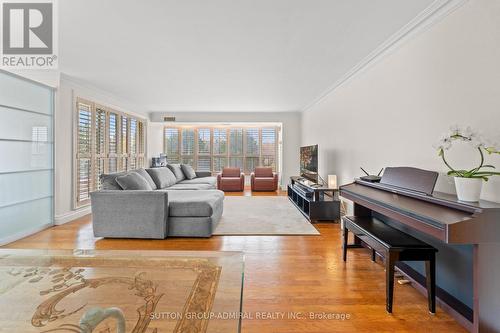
[0,71,54,243]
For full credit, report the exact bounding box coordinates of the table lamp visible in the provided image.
[328,175,338,189]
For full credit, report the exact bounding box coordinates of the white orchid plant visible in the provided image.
[434,126,500,181]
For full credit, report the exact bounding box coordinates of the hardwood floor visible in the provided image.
[4,189,466,332]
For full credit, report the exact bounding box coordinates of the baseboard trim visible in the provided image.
[396,261,473,332]
[55,207,91,225]
[0,222,52,246]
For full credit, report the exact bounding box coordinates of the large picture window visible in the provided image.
[75,98,147,207]
[164,125,279,174]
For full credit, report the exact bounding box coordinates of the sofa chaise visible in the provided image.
[90,164,224,239]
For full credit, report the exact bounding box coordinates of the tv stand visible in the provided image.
[287,176,340,222]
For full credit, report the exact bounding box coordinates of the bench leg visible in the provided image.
[371,249,376,262]
[386,252,397,313]
[426,255,436,314]
[353,234,362,246]
[342,227,348,262]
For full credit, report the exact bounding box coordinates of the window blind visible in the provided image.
[164,126,279,174]
[76,101,92,205]
[261,127,277,169]
[164,128,180,163]
[74,98,146,208]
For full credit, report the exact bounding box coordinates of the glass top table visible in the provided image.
[0,249,244,333]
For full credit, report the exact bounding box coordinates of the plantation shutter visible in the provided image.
[129,118,137,170]
[212,128,227,172]
[76,99,93,206]
[261,127,277,171]
[120,116,129,171]
[74,100,146,208]
[94,108,106,189]
[229,128,243,169]
[137,121,145,167]
[163,125,280,174]
[164,128,180,163]
[181,128,195,166]
[244,128,260,172]
[108,112,119,173]
[197,128,211,171]
[213,128,227,155]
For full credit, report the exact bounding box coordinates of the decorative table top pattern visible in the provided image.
[0,249,244,333]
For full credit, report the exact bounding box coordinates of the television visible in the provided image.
[300,145,318,183]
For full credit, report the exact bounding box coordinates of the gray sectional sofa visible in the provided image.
[90,164,224,239]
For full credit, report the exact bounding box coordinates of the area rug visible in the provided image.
[0,249,243,333]
[214,196,320,235]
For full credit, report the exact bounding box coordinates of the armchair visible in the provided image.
[217,167,245,191]
[251,167,278,191]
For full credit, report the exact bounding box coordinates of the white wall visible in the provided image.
[149,111,301,187]
[3,69,60,88]
[54,74,147,224]
[301,0,500,202]
[301,0,500,330]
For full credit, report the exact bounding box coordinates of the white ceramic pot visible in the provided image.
[454,177,483,202]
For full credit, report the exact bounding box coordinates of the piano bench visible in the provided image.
[342,216,438,314]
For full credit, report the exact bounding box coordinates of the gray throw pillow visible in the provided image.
[181,164,197,180]
[115,172,153,190]
[136,168,157,190]
[100,171,127,190]
[146,167,177,189]
[167,164,186,182]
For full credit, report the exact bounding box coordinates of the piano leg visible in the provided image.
[386,251,397,313]
[425,256,436,314]
[342,227,348,262]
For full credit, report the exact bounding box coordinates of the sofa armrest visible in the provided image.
[273,172,279,189]
[240,173,245,189]
[90,190,168,239]
[250,172,256,189]
[195,171,212,178]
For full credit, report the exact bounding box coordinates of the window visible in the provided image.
[120,115,129,172]
[129,118,138,170]
[261,127,277,169]
[212,128,227,172]
[197,128,211,171]
[95,108,106,190]
[108,112,119,173]
[76,101,92,205]
[164,128,180,163]
[181,128,195,166]
[164,125,279,174]
[229,128,243,155]
[74,98,147,208]
[244,128,260,172]
[229,128,243,169]
[137,121,145,167]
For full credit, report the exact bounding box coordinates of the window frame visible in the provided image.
[212,127,228,172]
[163,125,279,175]
[74,97,147,208]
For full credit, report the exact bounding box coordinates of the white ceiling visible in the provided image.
[59,0,435,113]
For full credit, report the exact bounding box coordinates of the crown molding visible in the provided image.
[301,0,469,112]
